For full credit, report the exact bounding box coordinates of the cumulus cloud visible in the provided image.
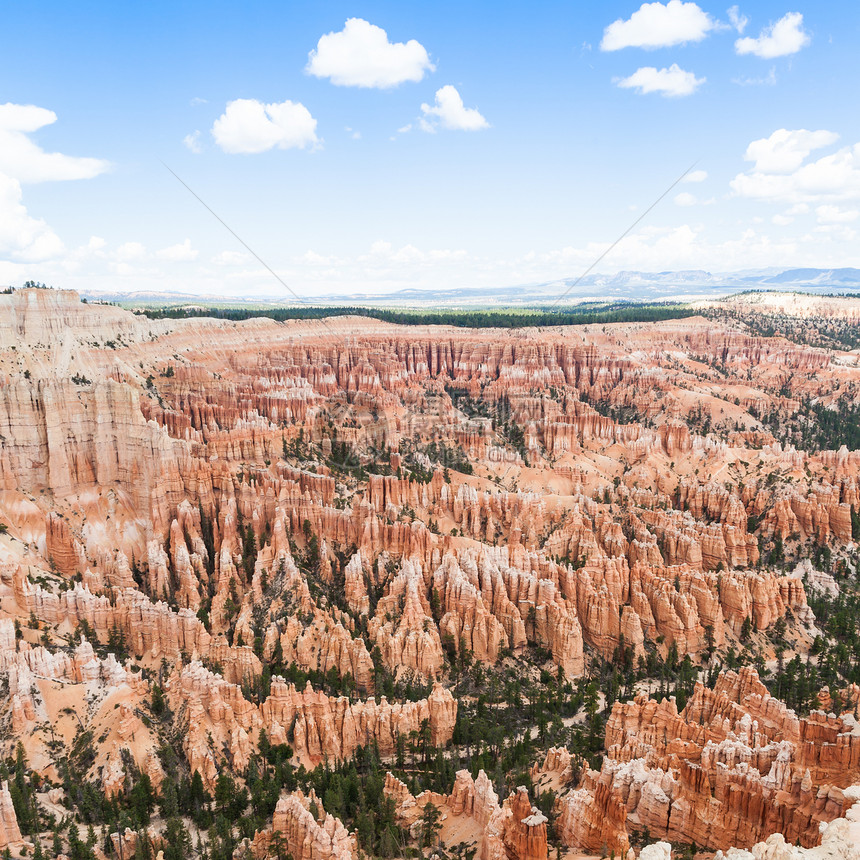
[183,130,202,153]
[212,99,319,154]
[306,18,434,88]
[674,191,715,206]
[0,102,109,184]
[731,129,860,204]
[84,236,107,254]
[601,1,715,50]
[115,241,146,262]
[300,250,334,266]
[683,169,708,183]
[213,250,251,266]
[157,239,198,261]
[772,213,794,225]
[0,103,107,268]
[531,223,824,275]
[743,128,839,173]
[735,12,809,58]
[812,223,856,241]
[0,173,64,261]
[617,64,705,97]
[727,5,748,33]
[733,67,777,86]
[420,86,489,132]
[673,192,698,206]
[359,239,467,266]
[816,205,859,224]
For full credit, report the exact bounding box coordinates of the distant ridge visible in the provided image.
[79,266,860,308]
[762,268,860,285]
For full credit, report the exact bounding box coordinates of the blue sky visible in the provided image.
[1,1,859,297]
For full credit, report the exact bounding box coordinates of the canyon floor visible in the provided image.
[0,288,859,860]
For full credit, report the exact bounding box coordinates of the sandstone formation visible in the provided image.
[712,782,860,860]
[384,769,547,860]
[251,790,356,860]
[167,660,456,786]
[1,289,860,858]
[556,668,860,854]
[0,781,21,849]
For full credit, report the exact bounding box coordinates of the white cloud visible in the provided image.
[812,224,856,241]
[157,239,198,261]
[743,128,839,173]
[64,235,108,265]
[183,130,202,153]
[0,103,110,183]
[735,12,809,58]
[420,85,489,132]
[674,190,714,206]
[389,244,424,263]
[731,130,860,204]
[212,99,319,154]
[539,225,704,271]
[115,241,146,262]
[368,240,392,256]
[816,205,859,224]
[306,18,434,88]
[617,64,705,97]
[360,239,467,266]
[733,67,777,86]
[0,173,64,261]
[429,248,468,262]
[772,213,793,225]
[0,103,107,273]
[683,169,708,183]
[528,223,820,275]
[190,97,208,106]
[213,250,251,266]
[727,5,748,33]
[300,250,333,265]
[21,220,860,298]
[601,1,715,50]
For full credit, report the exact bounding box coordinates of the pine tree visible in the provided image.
[420,802,442,851]
[162,817,193,860]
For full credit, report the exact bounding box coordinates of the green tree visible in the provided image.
[420,801,442,852]
[150,683,165,716]
[162,818,192,860]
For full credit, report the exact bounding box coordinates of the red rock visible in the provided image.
[251,790,355,860]
[561,668,860,853]
[0,781,21,848]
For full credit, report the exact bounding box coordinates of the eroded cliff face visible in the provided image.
[555,668,860,855]
[711,782,860,860]
[0,782,22,850]
[1,292,843,688]
[1,289,860,859]
[249,790,356,860]
[166,659,456,787]
[383,770,547,860]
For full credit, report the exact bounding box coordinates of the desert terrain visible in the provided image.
[0,287,859,860]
